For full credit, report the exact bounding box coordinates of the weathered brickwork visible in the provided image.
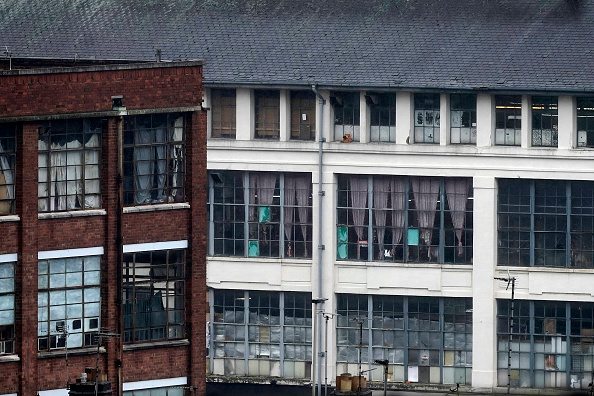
[0,62,207,396]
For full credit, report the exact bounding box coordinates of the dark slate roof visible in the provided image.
[0,0,593,92]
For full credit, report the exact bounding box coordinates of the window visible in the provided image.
[498,179,594,268]
[495,95,522,146]
[369,93,396,142]
[0,124,16,215]
[337,294,472,385]
[123,113,185,205]
[531,96,558,147]
[38,119,101,212]
[255,90,280,140]
[0,261,15,354]
[37,255,101,351]
[211,89,236,138]
[290,91,316,140]
[450,94,476,144]
[414,93,440,143]
[210,290,311,378]
[337,175,473,264]
[123,249,185,343]
[497,300,594,390]
[577,97,594,147]
[209,171,312,258]
[124,387,183,396]
[333,92,360,141]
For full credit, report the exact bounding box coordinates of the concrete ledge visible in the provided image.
[123,339,189,351]
[0,354,20,363]
[123,202,190,213]
[38,209,106,219]
[0,215,19,223]
[38,346,105,359]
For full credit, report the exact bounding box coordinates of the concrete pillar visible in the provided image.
[558,95,576,150]
[203,88,212,138]
[280,89,291,142]
[471,176,498,389]
[521,95,531,148]
[440,93,450,146]
[396,92,413,145]
[359,91,370,144]
[476,94,494,148]
[236,88,254,140]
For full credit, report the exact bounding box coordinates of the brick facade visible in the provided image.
[0,62,206,396]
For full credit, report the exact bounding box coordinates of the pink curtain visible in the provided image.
[350,176,368,241]
[283,175,296,255]
[373,176,390,258]
[411,177,440,250]
[390,177,407,251]
[445,178,471,256]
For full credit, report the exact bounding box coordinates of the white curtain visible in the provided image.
[170,116,184,201]
[154,127,167,202]
[373,176,390,258]
[295,174,310,257]
[390,177,407,251]
[84,134,100,208]
[350,176,368,241]
[445,178,471,256]
[134,127,153,204]
[66,139,83,210]
[0,141,14,213]
[49,141,68,211]
[411,177,440,249]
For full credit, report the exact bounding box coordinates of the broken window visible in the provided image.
[38,119,101,212]
[290,91,316,141]
[255,90,280,140]
[498,179,594,268]
[531,96,558,147]
[333,92,360,141]
[414,93,440,143]
[209,171,312,259]
[450,94,476,144]
[0,261,15,355]
[577,97,594,147]
[123,113,185,205]
[369,92,396,142]
[37,255,101,351]
[0,124,16,215]
[123,249,185,343]
[336,294,472,385]
[337,175,473,264]
[495,95,522,146]
[210,290,311,378]
[211,89,236,139]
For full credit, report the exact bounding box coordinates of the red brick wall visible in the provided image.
[0,63,206,396]
[0,65,202,117]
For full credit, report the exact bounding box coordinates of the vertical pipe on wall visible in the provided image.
[312,84,326,396]
[116,115,124,396]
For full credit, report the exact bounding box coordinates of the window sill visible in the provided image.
[123,203,190,213]
[123,339,189,351]
[0,215,19,223]
[38,346,105,359]
[0,354,20,363]
[38,209,106,220]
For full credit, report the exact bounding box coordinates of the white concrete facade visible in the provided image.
[206,88,594,392]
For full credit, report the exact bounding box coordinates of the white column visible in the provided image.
[236,88,254,140]
[471,176,498,389]
[318,90,332,142]
[476,94,494,147]
[440,93,450,146]
[280,89,291,142]
[521,95,531,148]
[359,91,370,143]
[396,91,413,145]
[558,95,576,150]
[203,88,213,138]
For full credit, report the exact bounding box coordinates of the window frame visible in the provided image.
[37,119,102,213]
[211,88,237,139]
[255,90,280,140]
[290,90,316,141]
[122,248,186,344]
[0,260,15,355]
[369,92,396,143]
[0,123,16,216]
[123,113,186,206]
[450,94,477,145]
[495,95,522,146]
[577,97,594,148]
[414,93,440,144]
[333,92,361,141]
[531,96,558,147]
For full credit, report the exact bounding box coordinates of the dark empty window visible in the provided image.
[370,93,396,142]
[531,96,558,147]
[450,94,476,144]
[333,92,360,141]
[0,124,16,215]
[577,97,594,147]
[495,95,522,146]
